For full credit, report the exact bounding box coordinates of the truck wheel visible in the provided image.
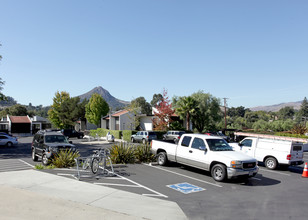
[157,152,168,166]
[32,148,38,161]
[265,157,277,170]
[42,153,49,166]
[211,164,227,182]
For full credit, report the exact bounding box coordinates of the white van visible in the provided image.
[229,137,304,170]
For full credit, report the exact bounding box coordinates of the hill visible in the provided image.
[77,86,130,110]
[249,101,302,112]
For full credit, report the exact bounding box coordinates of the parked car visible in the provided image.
[31,130,76,165]
[0,134,18,147]
[131,131,157,144]
[163,130,185,143]
[61,129,84,139]
[205,131,230,142]
[0,132,12,136]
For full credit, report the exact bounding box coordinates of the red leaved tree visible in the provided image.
[152,89,175,131]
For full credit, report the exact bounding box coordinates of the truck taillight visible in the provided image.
[287,154,292,160]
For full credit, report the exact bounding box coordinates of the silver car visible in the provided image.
[0,134,18,147]
[131,131,157,144]
[163,130,185,143]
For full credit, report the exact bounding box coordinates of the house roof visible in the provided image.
[112,109,129,117]
[10,116,31,123]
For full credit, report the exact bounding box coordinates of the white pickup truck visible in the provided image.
[151,134,259,182]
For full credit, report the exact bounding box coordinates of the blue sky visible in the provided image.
[0,0,307,108]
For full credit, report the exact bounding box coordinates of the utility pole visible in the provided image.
[223,98,228,130]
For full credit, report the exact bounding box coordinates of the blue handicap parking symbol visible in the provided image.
[167,182,205,194]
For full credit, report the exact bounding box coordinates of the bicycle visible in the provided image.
[81,148,100,170]
[90,148,113,174]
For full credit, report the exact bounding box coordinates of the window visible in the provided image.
[181,136,192,147]
[140,132,144,135]
[241,139,252,147]
[206,139,233,151]
[0,136,8,140]
[191,138,206,149]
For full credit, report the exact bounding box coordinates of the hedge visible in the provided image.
[122,130,137,142]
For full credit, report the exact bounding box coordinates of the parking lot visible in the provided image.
[1,137,308,219]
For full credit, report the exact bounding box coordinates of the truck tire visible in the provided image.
[265,157,277,170]
[32,148,38,161]
[211,164,227,182]
[157,152,168,166]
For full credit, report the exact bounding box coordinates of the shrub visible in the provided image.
[34,164,45,170]
[122,130,137,142]
[109,130,122,139]
[51,150,80,168]
[110,142,135,164]
[134,143,155,163]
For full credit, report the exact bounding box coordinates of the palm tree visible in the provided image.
[175,96,197,130]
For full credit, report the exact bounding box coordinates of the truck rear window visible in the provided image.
[181,136,192,147]
[293,145,302,151]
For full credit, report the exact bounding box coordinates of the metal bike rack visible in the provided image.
[74,151,115,181]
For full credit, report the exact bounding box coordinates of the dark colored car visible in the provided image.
[205,131,230,142]
[31,130,76,165]
[61,129,84,139]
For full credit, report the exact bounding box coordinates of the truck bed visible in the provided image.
[151,140,178,162]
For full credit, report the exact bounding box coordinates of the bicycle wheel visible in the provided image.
[91,158,100,174]
[82,158,91,170]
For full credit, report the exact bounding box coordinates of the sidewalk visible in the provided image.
[0,170,187,220]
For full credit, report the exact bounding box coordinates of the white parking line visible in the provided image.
[94,183,141,188]
[251,177,262,181]
[143,163,222,188]
[259,168,291,176]
[19,159,34,168]
[106,170,169,198]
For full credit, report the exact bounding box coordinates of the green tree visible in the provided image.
[131,97,151,115]
[0,104,29,118]
[85,93,109,126]
[0,78,5,101]
[277,106,295,120]
[175,96,197,131]
[190,91,222,132]
[48,91,70,129]
[227,106,247,118]
[58,97,86,128]
[0,44,6,101]
[151,93,163,107]
[297,97,308,125]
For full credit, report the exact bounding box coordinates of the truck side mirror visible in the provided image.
[199,146,206,151]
